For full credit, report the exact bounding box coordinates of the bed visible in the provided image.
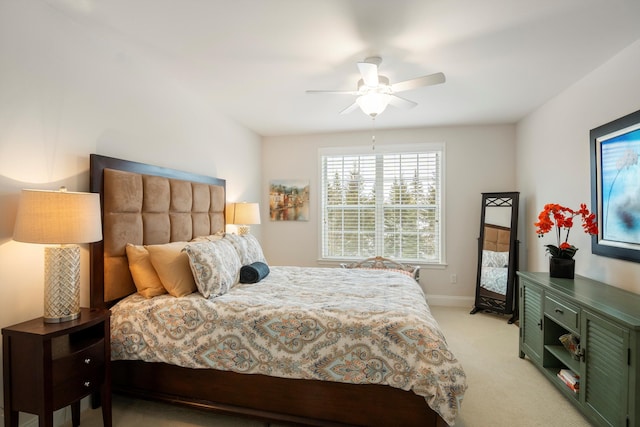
[476,224,511,310]
[89,154,467,427]
[480,224,510,295]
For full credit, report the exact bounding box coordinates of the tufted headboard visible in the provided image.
[89,154,226,308]
[483,223,511,253]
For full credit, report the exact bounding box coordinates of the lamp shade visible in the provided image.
[356,92,391,117]
[229,202,261,225]
[13,188,102,244]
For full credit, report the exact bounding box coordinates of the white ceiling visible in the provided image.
[46,0,640,136]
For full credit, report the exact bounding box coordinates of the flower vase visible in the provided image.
[549,257,575,279]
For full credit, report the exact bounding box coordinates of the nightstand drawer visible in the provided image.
[52,338,105,386]
[544,295,580,333]
[52,367,104,410]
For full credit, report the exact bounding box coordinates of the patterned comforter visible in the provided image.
[480,266,508,294]
[110,266,467,425]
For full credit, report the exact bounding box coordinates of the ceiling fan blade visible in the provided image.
[388,95,418,109]
[391,72,446,93]
[306,90,359,95]
[340,102,360,115]
[357,62,379,87]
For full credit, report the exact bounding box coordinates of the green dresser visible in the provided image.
[518,272,640,427]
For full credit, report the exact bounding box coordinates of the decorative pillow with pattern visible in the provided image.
[190,231,225,243]
[224,233,267,265]
[482,250,509,268]
[183,239,242,298]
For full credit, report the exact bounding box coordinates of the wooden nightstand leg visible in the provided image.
[38,412,54,427]
[6,409,19,427]
[91,391,101,409]
[3,335,17,427]
[101,383,112,427]
[71,401,80,427]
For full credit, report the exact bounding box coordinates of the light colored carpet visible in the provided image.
[432,306,592,427]
[65,306,593,427]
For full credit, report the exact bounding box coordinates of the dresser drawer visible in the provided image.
[544,295,580,333]
[52,338,104,386]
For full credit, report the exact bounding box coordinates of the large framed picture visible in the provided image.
[590,108,640,262]
[269,179,310,221]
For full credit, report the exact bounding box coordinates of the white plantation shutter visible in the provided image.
[320,144,443,263]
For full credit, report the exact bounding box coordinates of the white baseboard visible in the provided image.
[426,294,474,308]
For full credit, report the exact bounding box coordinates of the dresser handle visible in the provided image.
[555,308,564,314]
[84,358,91,364]
[84,381,91,387]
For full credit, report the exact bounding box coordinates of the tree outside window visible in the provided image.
[321,145,442,263]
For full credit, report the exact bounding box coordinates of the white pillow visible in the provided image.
[183,239,241,298]
[190,231,225,243]
[482,250,509,268]
[224,233,267,265]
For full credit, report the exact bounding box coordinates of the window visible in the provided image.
[320,143,443,263]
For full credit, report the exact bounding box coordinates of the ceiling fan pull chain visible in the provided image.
[371,116,376,151]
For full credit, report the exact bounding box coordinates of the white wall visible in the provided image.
[262,124,516,304]
[0,1,261,418]
[517,39,640,292]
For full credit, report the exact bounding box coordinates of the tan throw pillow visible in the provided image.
[125,244,167,298]
[146,241,196,297]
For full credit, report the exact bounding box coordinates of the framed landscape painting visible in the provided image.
[269,179,310,221]
[590,108,640,262]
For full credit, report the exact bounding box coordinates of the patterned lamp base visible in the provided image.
[238,225,251,235]
[44,245,81,323]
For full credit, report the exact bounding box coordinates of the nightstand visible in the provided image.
[2,307,111,427]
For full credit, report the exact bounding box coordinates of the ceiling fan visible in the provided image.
[306,56,445,118]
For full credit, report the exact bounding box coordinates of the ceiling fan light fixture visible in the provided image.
[306,56,445,118]
[356,92,391,117]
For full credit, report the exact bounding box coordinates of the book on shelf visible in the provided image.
[558,368,579,385]
[557,369,580,393]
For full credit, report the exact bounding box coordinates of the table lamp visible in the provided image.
[13,187,102,323]
[228,202,260,235]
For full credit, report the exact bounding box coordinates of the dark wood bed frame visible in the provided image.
[89,154,447,427]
